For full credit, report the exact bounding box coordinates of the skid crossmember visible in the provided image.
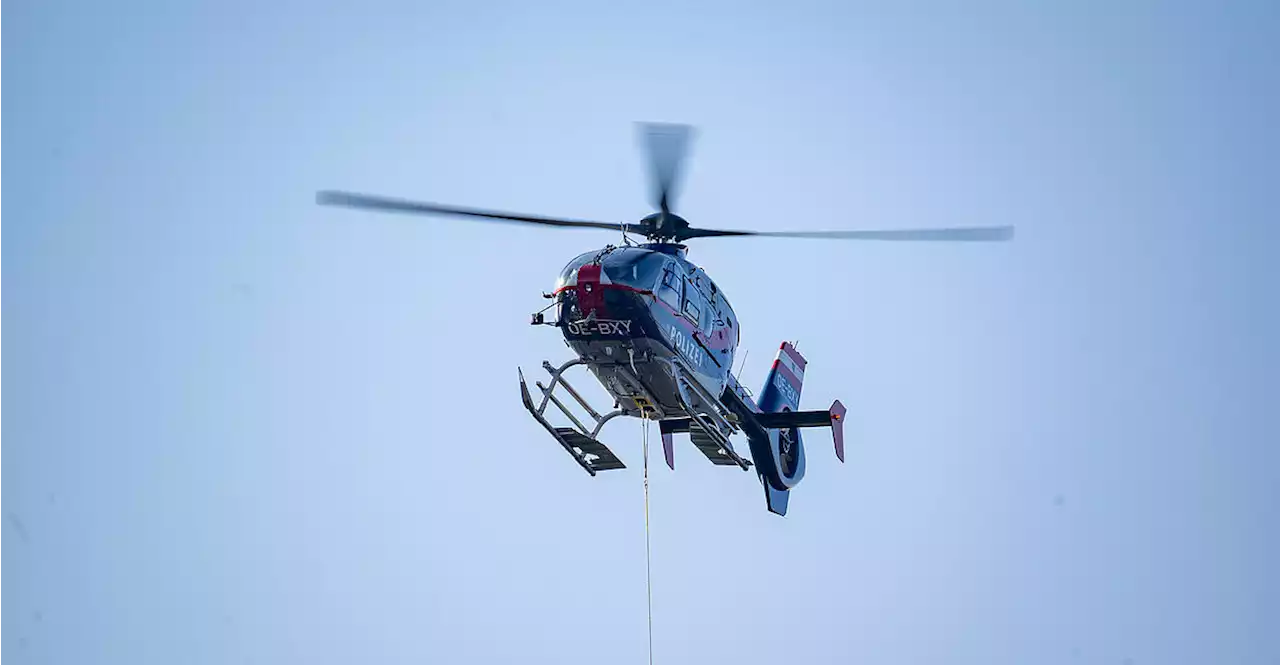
[519,359,630,475]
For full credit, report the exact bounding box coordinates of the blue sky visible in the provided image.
[5,1,1279,663]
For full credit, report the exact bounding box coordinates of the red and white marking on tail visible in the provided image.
[771,342,806,389]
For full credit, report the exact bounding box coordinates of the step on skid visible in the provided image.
[518,358,658,475]
[659,356,752,471]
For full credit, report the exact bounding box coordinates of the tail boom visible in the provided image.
[726,342,847,515]
[675,342,849,517]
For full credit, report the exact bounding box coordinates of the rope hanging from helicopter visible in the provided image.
[642,413,655,665]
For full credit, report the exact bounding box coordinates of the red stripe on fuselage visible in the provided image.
[652,298,734,352]
[556,283,736,353]
[553,284,652,297]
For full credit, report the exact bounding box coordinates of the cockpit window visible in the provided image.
[556,247,671,292]
[657,268,682,311]
[555,251,600,290]
[601,249,668,290]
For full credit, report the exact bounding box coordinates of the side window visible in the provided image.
[657,268,682,311]
[682,296,700,325]
[682,277,704,326]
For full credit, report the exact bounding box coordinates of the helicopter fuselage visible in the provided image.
[550,243,739,418]
[532,240,846,517]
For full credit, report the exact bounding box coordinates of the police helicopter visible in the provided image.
[316,123,1013,516]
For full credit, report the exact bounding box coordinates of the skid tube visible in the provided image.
[518,358,641,475]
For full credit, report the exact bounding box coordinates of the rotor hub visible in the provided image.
[638,211,690,242]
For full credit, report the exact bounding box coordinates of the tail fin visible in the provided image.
[764,484,790,515]
[755,342,808,516]
[758,341,806,413]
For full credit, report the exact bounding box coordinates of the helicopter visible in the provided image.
[316,122,1014,516]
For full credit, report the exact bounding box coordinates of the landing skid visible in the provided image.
[518,359,636,475]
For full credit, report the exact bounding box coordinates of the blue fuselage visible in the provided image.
[554,243,739,416]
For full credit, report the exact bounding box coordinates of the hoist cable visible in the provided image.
[642,416,654,665]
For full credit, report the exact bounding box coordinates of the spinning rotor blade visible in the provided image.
[639,122,694,213]
[679,225,1016,242]
[316,190,627,233]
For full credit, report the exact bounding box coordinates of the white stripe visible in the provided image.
[777,350,804,381]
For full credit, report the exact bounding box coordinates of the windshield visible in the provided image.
[555,248,670,291]
[602,248,668,290]
[555,251,600,290]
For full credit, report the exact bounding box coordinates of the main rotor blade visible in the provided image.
[639,122,694,213]
[680,225,1016,242]
[316,190,627,232]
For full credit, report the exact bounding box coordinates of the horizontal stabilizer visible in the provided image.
[754,399,847,462]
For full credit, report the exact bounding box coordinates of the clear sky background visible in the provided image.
[5,1,1279,663]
